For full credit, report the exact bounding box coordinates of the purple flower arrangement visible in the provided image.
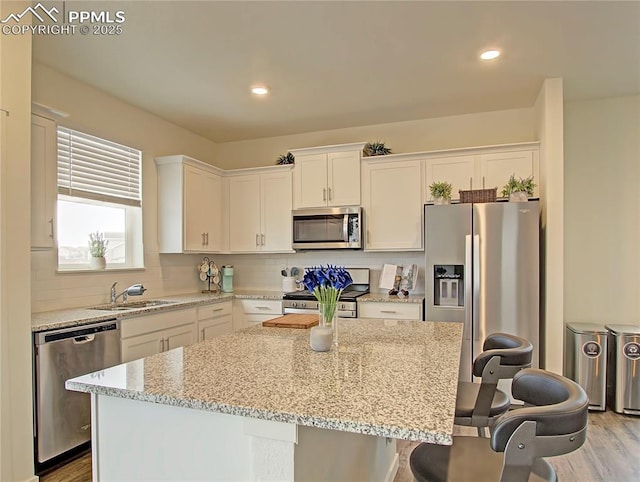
[303,265,353,324]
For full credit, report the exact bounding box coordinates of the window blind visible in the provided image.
[57,127,142,206]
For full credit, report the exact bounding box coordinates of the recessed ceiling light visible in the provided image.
[251,86,269,96]
[480,50,501,61]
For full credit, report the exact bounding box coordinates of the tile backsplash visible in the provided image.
[31,249,425,312]
[212,251,425,294]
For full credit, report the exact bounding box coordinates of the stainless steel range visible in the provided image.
[282,268,369,318]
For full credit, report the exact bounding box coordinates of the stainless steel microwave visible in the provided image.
[292,206,362,250]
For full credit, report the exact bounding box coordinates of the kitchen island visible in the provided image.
[66,319,463,481]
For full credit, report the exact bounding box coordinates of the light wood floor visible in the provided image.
[40,411,639,482]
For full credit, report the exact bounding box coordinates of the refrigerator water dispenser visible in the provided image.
[433,265,464,307]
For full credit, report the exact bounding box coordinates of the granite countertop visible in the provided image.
[359,293,425,303]
[31,290,282,333]
[66,319,463,444]
[32,289,423,333]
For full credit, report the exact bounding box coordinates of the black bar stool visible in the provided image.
[456,333,533,436]
[410,368,589,482]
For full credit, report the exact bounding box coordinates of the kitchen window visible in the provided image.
[56,127,143,270]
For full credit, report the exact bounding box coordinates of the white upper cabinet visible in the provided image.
[361,158,424,251]
[155,155,224,254]
[228,166,293,253]
[424,155,476,202]
[478,150,539,197]
[424,144,540,201]
[31,114,57,249]
[291,143,366,208]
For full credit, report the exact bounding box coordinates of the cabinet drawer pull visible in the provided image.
[201,329,205,340]
[256,306,271,310]
[380,310,397,314]
[160,339,164,352]
[164,338,169,351]
[256,234,259,246]
[212,307,224,312]
[261,234,265,246]
[205,232,209,245]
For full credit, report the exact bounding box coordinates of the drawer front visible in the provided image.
[121,307,197,339]
[197,301,232,320]
[237,299,282,315]
[358,302,422,320]
[245,313,281,326]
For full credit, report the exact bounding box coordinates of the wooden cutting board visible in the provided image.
[262,314,318,329]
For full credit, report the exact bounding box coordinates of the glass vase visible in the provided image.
[318,302,338,346]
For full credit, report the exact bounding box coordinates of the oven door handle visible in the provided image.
[283,307,318,315]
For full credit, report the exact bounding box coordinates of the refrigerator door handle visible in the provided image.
[473,234,481,341]
[465,235,472,337]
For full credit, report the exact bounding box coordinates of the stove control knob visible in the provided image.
[300,302,306,308]
[292,302,297,308]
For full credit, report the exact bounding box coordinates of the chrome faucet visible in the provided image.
[111,282,147,305]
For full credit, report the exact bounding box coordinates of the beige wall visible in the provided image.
[564,95,640,325]
[214,108,537,169]
[534,78,565,373]
[0,8,36,481]
[31,63,221,312]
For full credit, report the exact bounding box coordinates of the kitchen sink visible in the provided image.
[88,300,177,311]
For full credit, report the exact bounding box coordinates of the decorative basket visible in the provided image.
[458,188,497,204]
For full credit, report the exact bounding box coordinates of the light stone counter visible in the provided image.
[358,293,425,304]
[31,290,283,332]
[67,319,462,444]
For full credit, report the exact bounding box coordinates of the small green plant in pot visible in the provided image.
[276,152,295,165]
[501,174,536,202]
[88,231,108,269]
[429,181,453,205]
[363,141,392,157]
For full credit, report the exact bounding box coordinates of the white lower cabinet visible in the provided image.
[120,308,197,363]
[197,301,233,341]
[233,299,282,330]
[358,302,423,321]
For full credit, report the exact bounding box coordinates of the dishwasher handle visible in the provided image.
[73,334,95,344]
[36,319,119,345]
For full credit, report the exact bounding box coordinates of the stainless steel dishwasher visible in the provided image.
[34,319,121,472]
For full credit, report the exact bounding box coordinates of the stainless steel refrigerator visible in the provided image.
[425,201,540,382]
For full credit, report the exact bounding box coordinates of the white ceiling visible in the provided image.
[32,1,640,142]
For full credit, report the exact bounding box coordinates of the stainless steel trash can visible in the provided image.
[606,324,640,415]
[564,322,608,411]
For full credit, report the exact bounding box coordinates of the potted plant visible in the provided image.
[88,231,108,269]
[429,181,453,205]
[276,152,295,165]
[501,174,536,202]
[363,141,392,157]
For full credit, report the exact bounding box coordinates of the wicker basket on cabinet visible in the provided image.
[458,188,497,203]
